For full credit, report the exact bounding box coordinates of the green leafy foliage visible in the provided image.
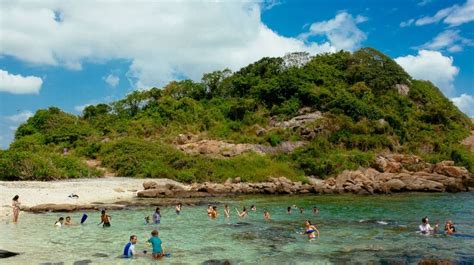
[2,47,472,181]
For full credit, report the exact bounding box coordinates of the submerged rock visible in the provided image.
[73,260,92,265]
[0,249,19,258]
[202,259,231,265]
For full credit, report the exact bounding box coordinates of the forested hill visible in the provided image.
[1,48,473,182]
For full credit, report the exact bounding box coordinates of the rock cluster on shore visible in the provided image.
[137,154,474,198]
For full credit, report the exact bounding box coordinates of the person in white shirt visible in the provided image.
[419,216,438,234]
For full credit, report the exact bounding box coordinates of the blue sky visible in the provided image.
[0,0,473,149]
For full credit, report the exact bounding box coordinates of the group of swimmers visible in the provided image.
[419,216,457,235]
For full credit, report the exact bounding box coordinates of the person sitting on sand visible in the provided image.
[11,195,20,223]
[303,220,320,240]
[123,235,138,258]
[236,207,248,218]
[211,206,218,219]
[99,210,111,227]
[176,203,182,215]
[287,206,292,215]
[148,230,165,259]
[444,220,456,235]
[153,207,161,225]
[224,204,230,218]
[264,210,271,221]
[419,216,438,234]
[64,216,73,226]
[55,217,64,227]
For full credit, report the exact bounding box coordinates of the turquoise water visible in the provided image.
[1,193,473,264]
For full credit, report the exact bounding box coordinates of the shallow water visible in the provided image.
[1,193,473,264]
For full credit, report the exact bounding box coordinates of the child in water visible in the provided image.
[303,220,320,240]
[263,210,271,221]
[211,206,218,219]
[99,210,111,227]
[236,207,248,218]
[148,230,164,259]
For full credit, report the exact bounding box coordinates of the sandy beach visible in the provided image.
[0,177,181,220]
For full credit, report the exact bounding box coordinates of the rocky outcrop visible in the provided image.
[177,139,306,157]
[25,203,126,213]
[137,154,473,197]
[270,111,322,129]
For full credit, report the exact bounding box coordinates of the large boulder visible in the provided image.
[137,187,174,198]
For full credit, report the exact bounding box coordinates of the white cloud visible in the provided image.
[74,103,92,113]
[6,110,34,123]
[301,11,367,51]
[395,50,459,95]
[0,69,43,94]
[103,74,119,87]
[418,0,432,6]
[419,29,473,52]
[451,94,474,117]
[415,0,474,26]
[400,19,415,27]
[0,1,337,88]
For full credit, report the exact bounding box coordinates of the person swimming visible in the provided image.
[444,220,456,235]
[236,207,248,218]
[312,207,319,215]
[64,216,73,226]
[299,207,304,214]
[250,205,256,212]
[224,204,230,218]
[419,216,438,234]
[210,206,218,219]
[207,205,213,217]
[303,220,320,240]
[263,210,271,221]
[287,206,292,214]
[54,217,64,227]
[99,210,111,228]
[176,203,182,215]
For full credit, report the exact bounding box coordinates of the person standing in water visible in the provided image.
[287,206,292,214]
[99,210,111,227]
[250,205,256,212]
[419,216,438,234]
[224,204,230,218]
[148,230,165,259]
[236,207,248,218]
[303,220,320,240]
[64,216,73,226]
[175,203,182,215]
[153,207,161,225]
[207,205,213,217]
[444,220,456,235]
[210,206,218,219]
[299,208,304,214]
[11,195,20,223]
[123,235,138,258]
[312,207,319,215]
[264,210,271,221]
[55,217,64,227]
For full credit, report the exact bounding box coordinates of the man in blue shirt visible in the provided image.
[123,235,138,258]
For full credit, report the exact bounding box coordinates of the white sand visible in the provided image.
[0,177,180,219]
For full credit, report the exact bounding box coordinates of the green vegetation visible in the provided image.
[1,47,472,181]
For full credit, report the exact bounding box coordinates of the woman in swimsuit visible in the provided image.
[12,195,20,223]
[99,210,111,227]
[224,204,230,218]
[444,220,456,235]
[303,220,320,240]
[210,206,218,219]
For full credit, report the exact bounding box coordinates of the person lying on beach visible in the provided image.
[303,220,320,240]
[444,220,456,235]
[264,210,271,221]
[64,216,73,226]
[419,216,438,234]
[236,207,248,218]
[55,217,64,227]
[224,204,230,218]
[148,230,165,259]
[99,210,111,227]
[123,235,138,258]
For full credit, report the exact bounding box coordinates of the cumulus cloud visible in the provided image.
[6,110,34,123]
[419,29,473,53]
[74,103,92,113]
[300,12,367,51]
[395,50,459,95]
[0,69,43,94]
[400,19,415,27]
[0,1,338,88]
[415,0,474,26]
[418,0,433,6]
[103,74,119,87]
[451,94,474,117]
